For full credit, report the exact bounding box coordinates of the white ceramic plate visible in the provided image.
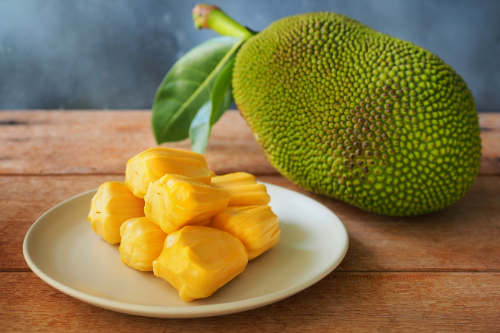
[23,183,348,318]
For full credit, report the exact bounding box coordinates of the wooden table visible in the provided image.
[1,111,499,332]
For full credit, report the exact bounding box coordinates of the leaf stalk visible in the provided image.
[193,4,255,38]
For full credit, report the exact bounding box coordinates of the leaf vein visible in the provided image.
[158,38,246,140]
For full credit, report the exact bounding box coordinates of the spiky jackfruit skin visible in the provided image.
[233,13,481,216]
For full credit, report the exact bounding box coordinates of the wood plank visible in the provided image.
[260,175,500,272]
[0,175,122,271]
[0,111,275,176]
[2,175,499,272]
[1,272,499,332]
[1,111,499,175]
[478,113,500,175]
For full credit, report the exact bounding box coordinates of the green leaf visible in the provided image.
[189,101,212,154]
[188,58,235,154]
[211,58,236,125]
[152,36,243,144]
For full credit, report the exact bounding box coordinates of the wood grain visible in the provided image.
[479,113,500,175]
[0,175,123,271]
[1,272,499,332]
[0,111,498,176]
[1,111,499,331]
[0,111,275,176]
[2,175,499,272]
[260,175,500,273]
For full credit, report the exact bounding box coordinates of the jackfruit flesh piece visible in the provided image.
[196,218,213,227]
[211,206,280,260]
[210,172,270,206]
[125,148,212,199]
[153,226,248,301]
[119,217,167,271]
[88,181,145,244]
[232,12,482,216]
[144,174,230,234]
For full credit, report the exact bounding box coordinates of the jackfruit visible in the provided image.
[144,174,230,234]
[88,181,145,244]
[211,172,271,206]
[119,217,167,271]
[126,148,212,199]
[153,226,248,301]
[194,6,482,216]
[211,206,280,260]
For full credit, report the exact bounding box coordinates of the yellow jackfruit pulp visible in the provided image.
[119,217,167,271]
[125,148,212,199]
[144,174,230,234]
[211,206,280,260]
[153,226,248,301]
[88,181,145,244]
[211,172,271,207]
[232,12,482,216]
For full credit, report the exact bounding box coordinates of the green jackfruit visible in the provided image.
[195,6,482,216]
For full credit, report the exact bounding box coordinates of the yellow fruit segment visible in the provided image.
[144,174,230,234]
[125,148,212,199]
[197,218,213,227]
[210,172,271,206]
[119,217,167,271]
[88,181,145,244]
[153,226,248,301]
[211,206,280,260]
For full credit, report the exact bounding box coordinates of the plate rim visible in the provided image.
[23,183,349,318]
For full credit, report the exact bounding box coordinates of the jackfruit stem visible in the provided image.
[193,4,254,38]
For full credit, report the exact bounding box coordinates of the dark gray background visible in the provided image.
[0,0,498,111]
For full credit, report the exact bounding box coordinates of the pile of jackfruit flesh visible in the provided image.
[88,147,280,302]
